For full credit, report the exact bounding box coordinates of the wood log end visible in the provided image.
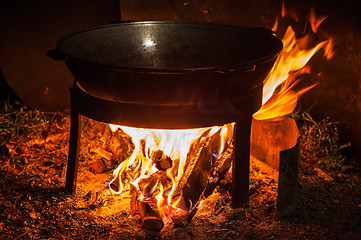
[90,158,108,174]
[171,207,198,227]
[171,214,191,227]
[142,216,164,231]
[138,200,164,231]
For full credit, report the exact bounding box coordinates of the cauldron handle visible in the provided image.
[47,49,69,60]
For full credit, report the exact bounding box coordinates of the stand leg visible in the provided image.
[65,87,81,195]
[232,116,252,208]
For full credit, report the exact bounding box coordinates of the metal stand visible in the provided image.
[232,117,252,208]
[65,86,80,194]
[64,80,258,206]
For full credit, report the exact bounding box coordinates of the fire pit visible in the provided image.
[49,21,282,210]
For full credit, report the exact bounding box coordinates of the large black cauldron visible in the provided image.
[50,21,282,129]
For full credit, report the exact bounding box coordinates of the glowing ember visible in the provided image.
[253,7,334,120]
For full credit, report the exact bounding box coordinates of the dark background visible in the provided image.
[0,0,120,110]
[1,0,361,158]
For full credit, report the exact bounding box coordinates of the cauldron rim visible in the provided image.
[55,21,283,73]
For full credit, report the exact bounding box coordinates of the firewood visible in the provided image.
[101,126,133,164]
[137,171,173,198]
[89,158,108,174]
[170,137,212,210]
[138,198,164,231]
[89,147,117,173]
[151,150,173,170]
[202,144,234,199]
[277,140,300,218]
[159,173,173,196]
[130,185,141,221]
[250,117,299,170]
[171,128,223,211]
[138,173,161,197]
[171,207,198,227]
[186,129,212,164]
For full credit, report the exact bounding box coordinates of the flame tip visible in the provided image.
[256,11,333,120]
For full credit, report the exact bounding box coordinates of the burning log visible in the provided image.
[170,145,234,227]
[104,123,234,229]
[130,185,141,221]
[151,150,173,171]
[171,128,232,212]
[89,126,134,174]
[171,206,198,227]
[130,169,174,230]
[202,144,234,199]
[171,136,214,210]
[137,197,164,231]
[138,172,161,197]
[138,171,173,197]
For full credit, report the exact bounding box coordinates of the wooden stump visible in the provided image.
[277,139,300,217]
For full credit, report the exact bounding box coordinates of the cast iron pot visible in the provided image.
[49,21,283,128]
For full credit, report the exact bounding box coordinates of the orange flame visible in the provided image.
[107,123,234,222]
[253,8,334,120]
[309,7,327,33]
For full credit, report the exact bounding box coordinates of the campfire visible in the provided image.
[48,6,334,232]
[103,123,235,230]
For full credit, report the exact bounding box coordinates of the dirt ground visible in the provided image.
[1,114,361,240]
